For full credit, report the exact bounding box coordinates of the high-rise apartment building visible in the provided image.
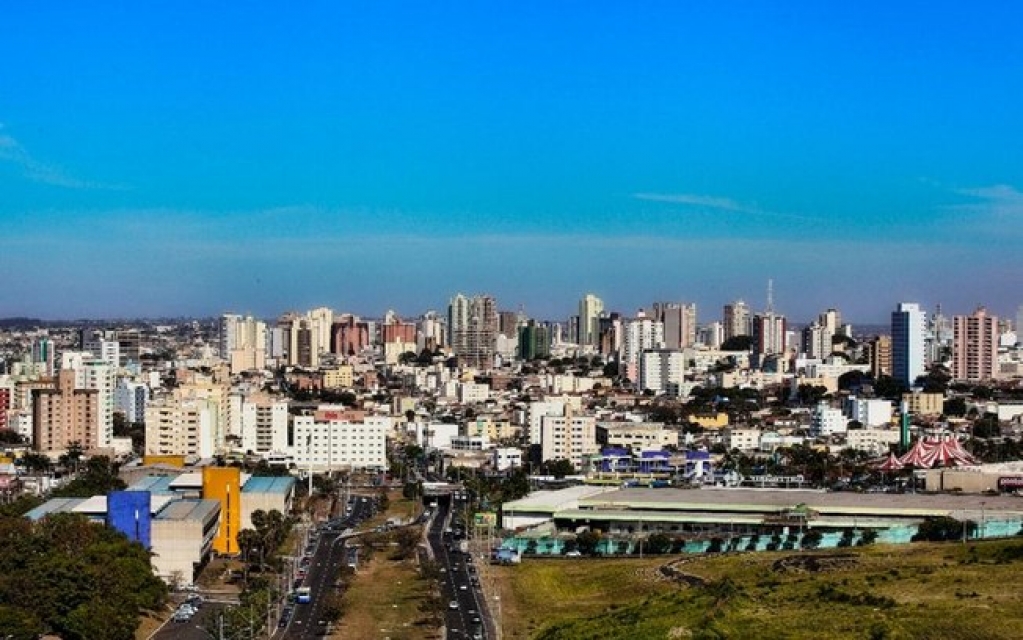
[31,338,55,377]
[578,294,604,348]
[58,352,114,449]
[331,314,371,356]
[801,308,842,359]
[381,310,417,345]
[498,311,520,339]
[951,307,999,382]
[417,311,446,352]
[723,300,751,340]
[639,349,685,394]
[448,294,499,367]
[655,302,697,349]
[540,411,597,469]
[145,396,217,459]
[220,314,268,373]
[232,393,289,455]
[115,379,149,424]
[891,302,927,386]
[752,312,787,357]
[621,310,665,382]
[869,335,892,379]
[518,320,550,360]
[32,370,100,454]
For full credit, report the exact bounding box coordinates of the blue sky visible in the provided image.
[2,2,1022,324]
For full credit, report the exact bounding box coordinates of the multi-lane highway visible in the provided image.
[427,494,488,640]
[280,495,376,639]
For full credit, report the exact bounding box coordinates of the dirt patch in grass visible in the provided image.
[771,553,859,574]
[329,553,440,640]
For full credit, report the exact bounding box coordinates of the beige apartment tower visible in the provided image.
[32,370,100,454]
[952,307,998,382]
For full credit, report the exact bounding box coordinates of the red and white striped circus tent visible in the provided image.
[874,451,905,472]
[898,434,980,468]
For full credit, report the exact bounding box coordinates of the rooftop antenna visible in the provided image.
[766,278,775,314]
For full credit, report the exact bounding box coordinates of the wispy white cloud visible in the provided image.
[954,184,1023,219]
[0,124,126,190]
[633,192,747,211]
[633,191,816,221]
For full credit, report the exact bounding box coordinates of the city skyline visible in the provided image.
[2,3,1022,321]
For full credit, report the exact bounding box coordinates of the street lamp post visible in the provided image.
[493,595,502,640]
[980,501,986,540]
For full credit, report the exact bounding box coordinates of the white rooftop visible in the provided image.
[503,485,610,513]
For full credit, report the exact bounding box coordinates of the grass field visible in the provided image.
[493,539,1023,640]
[329,554,439,640]
[329,489,441,640]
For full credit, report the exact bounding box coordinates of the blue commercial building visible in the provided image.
[107,490,153,549]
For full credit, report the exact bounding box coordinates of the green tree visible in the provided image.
[873,376,908,401]
[721,335,753,351]
[52,456,126,498]
[912,517,975,542]
[19,451,53,473]
[943,397,967,417]
[801,530,823,549]
[645,533,673,555]
[0,513,166,640]
[0,428,25,445]
[973,413,1001,439]
[541,458,575,479]
[576,530,602,556]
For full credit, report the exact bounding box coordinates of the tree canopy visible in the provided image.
[720,335,753,351]
[0,513,166,640]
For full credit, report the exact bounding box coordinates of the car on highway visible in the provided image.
[448,600,460,610]
[459,584,468,592]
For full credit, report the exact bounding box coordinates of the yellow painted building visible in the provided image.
[202,467,241,555]
[690,412,729,430]
[142,455,187,468]
[902,392,945,417]
[323,366,355,389]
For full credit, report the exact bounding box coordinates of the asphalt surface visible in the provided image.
[151,598,231,640]
[281,496,376,639]
[427,495,489,640]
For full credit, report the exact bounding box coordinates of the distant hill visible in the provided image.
[0,317,43,329]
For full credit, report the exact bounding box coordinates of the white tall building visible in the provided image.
[622,311,665,382]
[843,396,893,428]
[308,307,334,357]
[892,302,927,386]
[578,294,604,348]
[236,395,289,455]
[290,416,389,471]
[639,349,685,394]
[723,300,751,340]
[61,352,115,449]
[418,310,446,351]
[221,314,268,373]
[115,379,149,424]
[527,400,567,445]
[812,402,847,437]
